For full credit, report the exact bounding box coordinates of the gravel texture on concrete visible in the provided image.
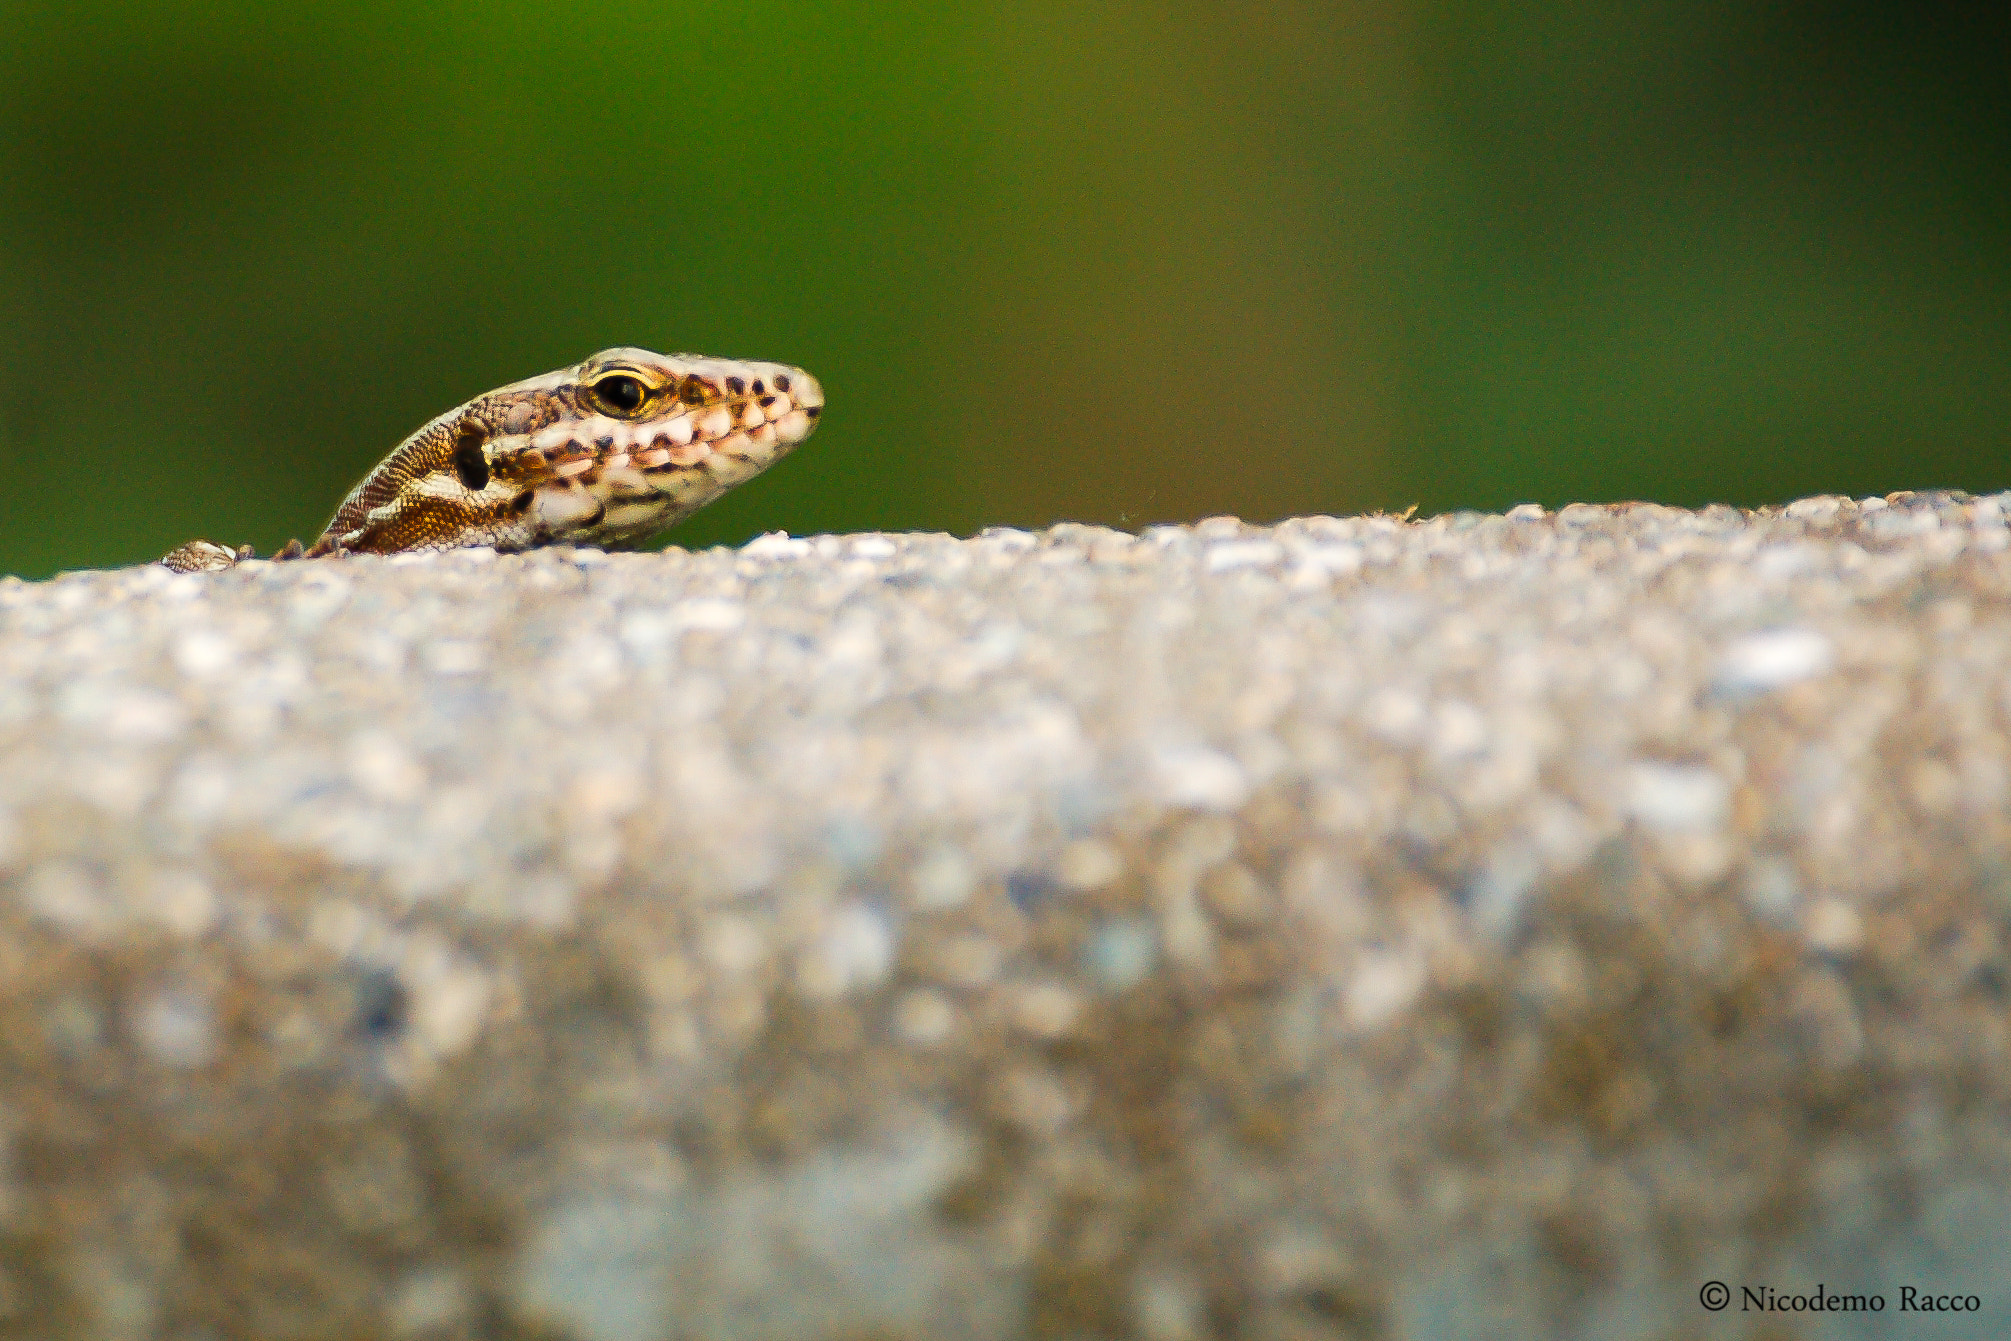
[4,492,2011,1339]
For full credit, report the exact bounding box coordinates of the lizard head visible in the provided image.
[315,347,824,556]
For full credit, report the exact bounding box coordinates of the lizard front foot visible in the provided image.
[159,538,309,573]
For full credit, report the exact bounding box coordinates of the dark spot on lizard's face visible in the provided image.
[679,379,712,407]
[452,423,490,491]
[726,376,746,395]
[774,374,791,393]
[758,395,777,409]
[509,491,535,513]
[752,379,766,394]
[804,405,821,418]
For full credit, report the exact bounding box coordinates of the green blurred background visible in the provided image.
[2,0,2006,578]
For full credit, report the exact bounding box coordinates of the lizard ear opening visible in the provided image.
[451,423,490,492]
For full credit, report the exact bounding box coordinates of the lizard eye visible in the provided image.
[593,374,648,416]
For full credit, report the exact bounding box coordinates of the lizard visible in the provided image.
[160,347,823,572]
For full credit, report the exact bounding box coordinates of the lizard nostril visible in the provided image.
[451,424,490,492]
